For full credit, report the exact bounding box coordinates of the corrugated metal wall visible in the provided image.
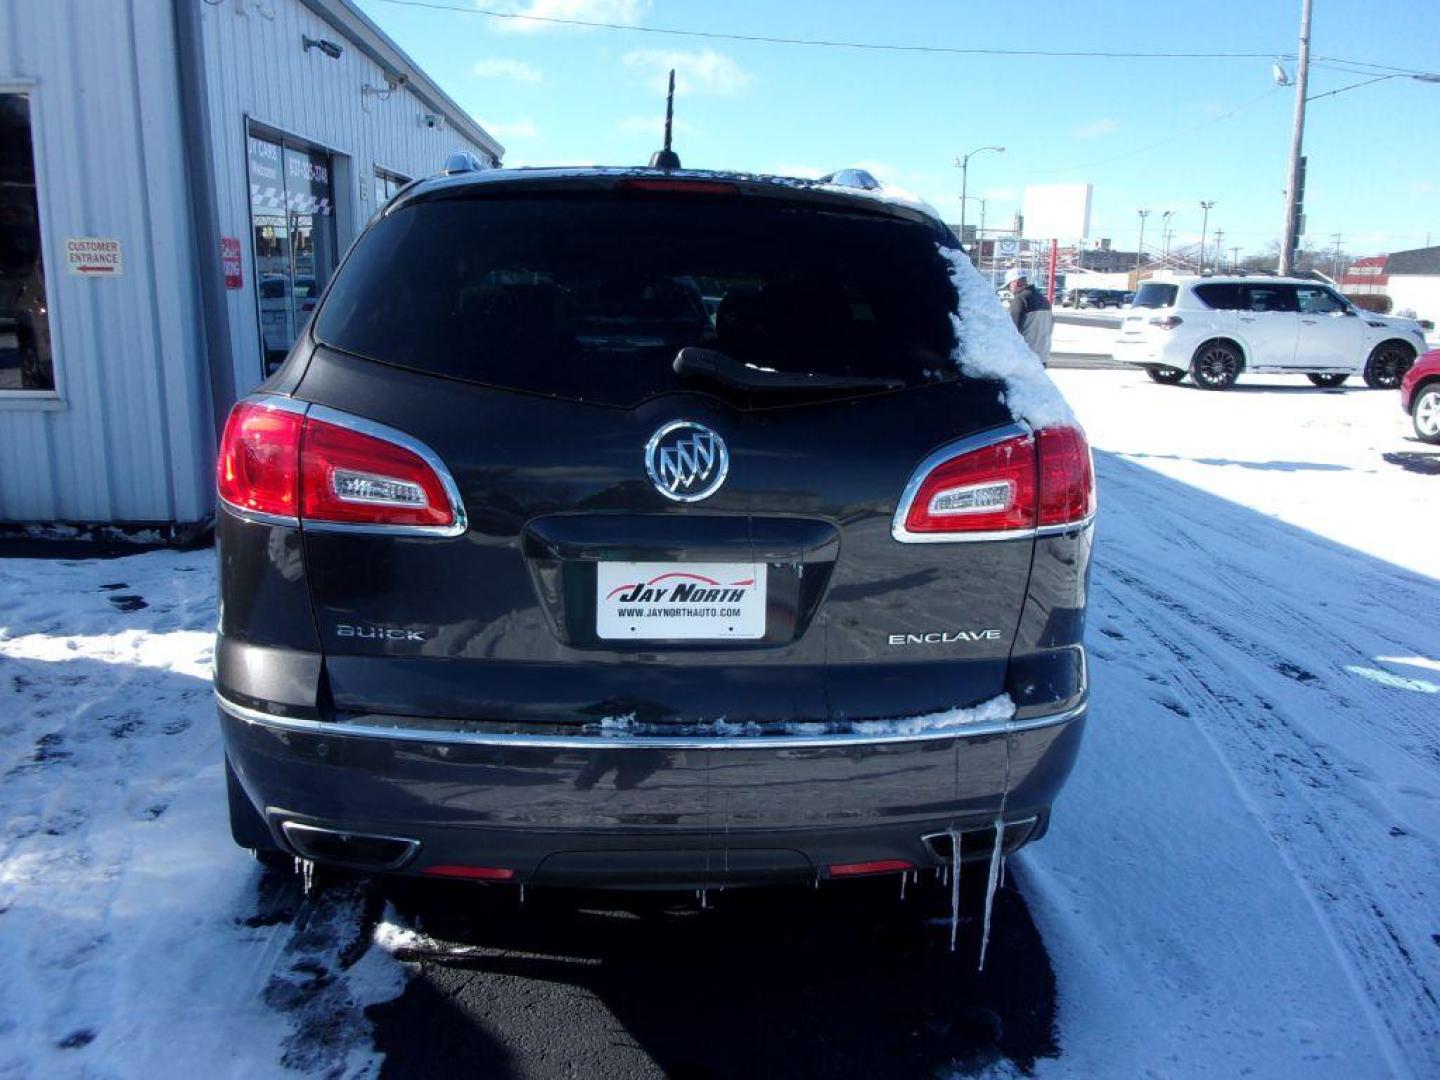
[0,0,496,525]
[199,0,497,404]
[0,0,212,524]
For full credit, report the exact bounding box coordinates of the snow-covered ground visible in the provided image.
[0,558,405,1078]
[1027,370,1440,1078]
[0,368,1436,1077]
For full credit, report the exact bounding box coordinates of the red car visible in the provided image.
[1401,348,1440,444]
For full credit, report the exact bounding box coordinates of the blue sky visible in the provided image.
[355,0,1439,258]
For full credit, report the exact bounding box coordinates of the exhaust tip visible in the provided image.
[280,821,419,871]
[922,817,1040,863]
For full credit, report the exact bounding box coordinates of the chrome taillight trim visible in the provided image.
[891,422,1037,544]
[216,690,1086,750]
[215,395,468,538]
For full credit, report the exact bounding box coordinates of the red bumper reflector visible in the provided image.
[422,865,516,881]
[828,859,914,878]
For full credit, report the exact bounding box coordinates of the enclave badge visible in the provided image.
[646,421,728,502]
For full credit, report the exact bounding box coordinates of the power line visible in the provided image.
[369,0,1427,72]
[1023,87,1282,177]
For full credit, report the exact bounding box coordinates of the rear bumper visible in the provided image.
[218,693,1086,889]
[1110,337,1176,368]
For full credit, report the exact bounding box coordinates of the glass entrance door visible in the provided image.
[247,130,337,375]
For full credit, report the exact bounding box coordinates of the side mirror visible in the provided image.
[1341,308,1358,317]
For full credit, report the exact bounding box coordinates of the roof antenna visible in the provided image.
[648,69,682,170]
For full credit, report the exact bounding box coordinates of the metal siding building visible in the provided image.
[0,0,500,528]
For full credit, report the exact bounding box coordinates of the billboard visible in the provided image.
[1021,183,1092,240]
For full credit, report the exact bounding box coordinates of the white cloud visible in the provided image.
[623,47,753,96]
[472,58,544,83]
[1411,180,1435,194]
[485,0,649,33]
[615,114,697,138]
[982,186,1018,201]
[1072,117,1118,140]
[480,117,540,139]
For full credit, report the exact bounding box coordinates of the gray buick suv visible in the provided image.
[215,160,1094,890]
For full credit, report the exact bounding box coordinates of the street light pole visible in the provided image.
[956,145,1005,250]
[1199,200,1216,272]
[1279,0,1313,275]
[1136,209,1150,275]
[1160,210,1174,266]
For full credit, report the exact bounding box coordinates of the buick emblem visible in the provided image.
[645,421,729,502]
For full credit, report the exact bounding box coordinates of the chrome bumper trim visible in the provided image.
[215,692,1086,751]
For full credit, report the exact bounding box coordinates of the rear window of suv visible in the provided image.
[1131,283,1178,308]
[314,192,960,408]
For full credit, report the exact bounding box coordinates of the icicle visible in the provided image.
[697,887,709,910]
[947,828,962,953]
[519,884,526,906]
[978,819,1003,971]
[299,857,315,897]
[899,871,907,901]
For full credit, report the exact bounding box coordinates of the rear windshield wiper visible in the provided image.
[673,347,904,392]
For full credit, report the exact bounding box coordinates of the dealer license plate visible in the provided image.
[595,562,767,640]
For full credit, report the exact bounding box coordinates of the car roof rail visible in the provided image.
[442,151,485,176]
[818,168,883,192]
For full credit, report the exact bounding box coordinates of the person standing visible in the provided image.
[1005,269,1053,364]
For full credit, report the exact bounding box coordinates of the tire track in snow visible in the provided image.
[1091,456,1440,1078]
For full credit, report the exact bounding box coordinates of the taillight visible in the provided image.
[1149,315,1183,330]
[217,400,303,519]
[902,433,1037,535]
[616,178,740,195]
[1036,427,1096,526]
[300,414,455,529]
[894,425,1094,541]
[217,398,462,533]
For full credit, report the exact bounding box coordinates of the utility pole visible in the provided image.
[1160,210,1175,266]
[1330,232,1344,279]
[1136,209,1151,275]
[1231,245,1241,272]
[1199,200,1216,273]
[1279,0,1313,274]
[955,146,1005,252]
[1213,228,1225,271]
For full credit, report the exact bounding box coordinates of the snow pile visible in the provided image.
[852,693,1014,737]
[589,696,1014,739]
[939,246,1076,429]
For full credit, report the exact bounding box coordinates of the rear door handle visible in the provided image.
[1240,316,1257,322]
[1301,318,1317,324]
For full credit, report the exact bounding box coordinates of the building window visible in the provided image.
[246,127,339,375]
[0,93,54,392]
[374,167,410,209]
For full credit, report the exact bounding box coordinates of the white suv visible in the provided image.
[1113,276,1427,390]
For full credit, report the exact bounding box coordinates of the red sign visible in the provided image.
[221,236,243,290]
